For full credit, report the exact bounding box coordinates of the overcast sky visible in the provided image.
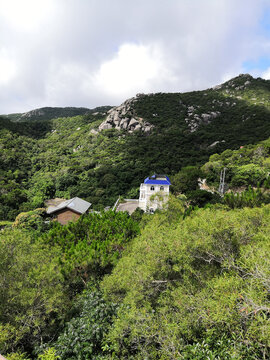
[1,0,270,114]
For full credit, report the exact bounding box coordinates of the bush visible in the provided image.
[42,210,140,293]
[53,289,118,360]
[186,189,221,207]
[223,186,270,209]
[101,205,270,359]
[13,208,47,232]
[0,229,68,354]
[171,166,203,194]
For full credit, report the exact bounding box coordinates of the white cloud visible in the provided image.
[262,67,270,79]
[0,49,16,85]
[44,61,93,106]
[93,43,176,99]
[0,0,55,32]
[0,0,270,113]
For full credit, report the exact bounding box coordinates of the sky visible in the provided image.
[1,0,270,114]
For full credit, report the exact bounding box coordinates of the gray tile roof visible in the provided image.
[47,197,91,215]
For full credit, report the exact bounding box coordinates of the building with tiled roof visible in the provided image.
[46,197,91,225]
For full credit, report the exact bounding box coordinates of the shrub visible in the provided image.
[13,208,47,231]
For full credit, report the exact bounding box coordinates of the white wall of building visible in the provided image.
[139,183,170,212]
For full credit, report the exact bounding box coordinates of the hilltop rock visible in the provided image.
[99,96,154,133]
[185,107,221,132]
[90,129,98,135]
[212,74,254,92]
[21,109,45,118]
[3,106,114,123]
[4,106,92,122]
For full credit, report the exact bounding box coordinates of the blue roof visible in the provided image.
[144,174,171,185]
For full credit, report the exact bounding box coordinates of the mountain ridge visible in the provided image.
[0,73,270,219]
[1,74,270,359]
[1,105,113,123]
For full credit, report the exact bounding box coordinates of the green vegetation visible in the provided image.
[202,137,270,189]
[54,289,118,360]
[0,228,67,355]
[0,75,270,359]
[1,74,270,220]
[43,210,140,294]
[2,199,268,359]
[199,136,270,208]
[0,211,139,358]
[0,220,12,228]
[2,106,112,123]
[100,204,270,359]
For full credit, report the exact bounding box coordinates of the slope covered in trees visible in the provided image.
[100,205,270,359]
[1,74,270,220]
[169,135,270,209]
[202,136,270,190]
[1,200,269,359]
[0,74,270,359]
[0,210,140,359]
[1,106,112,123]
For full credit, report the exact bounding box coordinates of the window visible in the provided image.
[160,186,164,191]
[150,186,155,191]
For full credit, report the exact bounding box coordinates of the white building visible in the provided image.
[138,174,171,213]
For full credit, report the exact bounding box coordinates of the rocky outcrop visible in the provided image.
[21,109,45,118]
[6,107,92,122]
[212,74,253,92]
[185,104,221,132]
[208,140,226,148]
[99,96,154,133]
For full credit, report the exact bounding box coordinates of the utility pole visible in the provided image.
[218,167,226,196]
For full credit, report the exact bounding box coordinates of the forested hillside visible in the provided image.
[170,136,270,209]
[1,106,112,123]
[1,74,270,220]
[1,201,269,359]
[0,74,270,359]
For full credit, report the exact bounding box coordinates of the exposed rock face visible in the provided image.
[21,109,45,118]
[208,140,226,148]
[6,106,93,122]
[212,74,253,92]
[185,105,221,132]
[99,96,154,133]
[184,75,256,133]
[90,129,98,135]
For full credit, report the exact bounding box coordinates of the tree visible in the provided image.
[53,289,117,360]
[171,166,203,194]
[0,229,68,355]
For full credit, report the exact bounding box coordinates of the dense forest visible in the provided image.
[1,74,270,220]
[1,200,270,359]
[0,74,270,359]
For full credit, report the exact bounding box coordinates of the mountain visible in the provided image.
[1,75,270,359]
[1,105,112,123]
[1,73,270,220]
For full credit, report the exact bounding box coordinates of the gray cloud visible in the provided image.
[0,0,269,113]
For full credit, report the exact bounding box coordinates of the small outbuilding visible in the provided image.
[46,197,91,225]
